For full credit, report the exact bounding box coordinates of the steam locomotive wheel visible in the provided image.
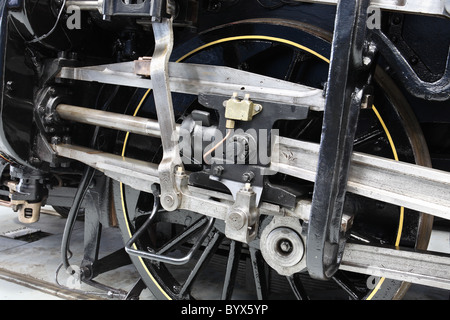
[113,20,433,300]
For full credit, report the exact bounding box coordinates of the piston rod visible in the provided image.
[56,104,180,138]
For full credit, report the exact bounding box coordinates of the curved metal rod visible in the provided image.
[125,187,216,265]
[372,29,450,101]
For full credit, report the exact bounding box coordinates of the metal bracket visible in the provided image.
[150,17,183,211]
[225,183,259,243]
[196,93,310,208]
[101,0,174,21]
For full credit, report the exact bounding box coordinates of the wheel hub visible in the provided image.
[260,216,306,276]
[266,227,304,267]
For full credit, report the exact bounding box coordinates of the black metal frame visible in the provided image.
[61,171,143,299]
[306,0,374,280]
[193,93,310,208]
[372,29,450,101]
[305,0,449,281]
[102,0,173,21]
[306,0,449,281]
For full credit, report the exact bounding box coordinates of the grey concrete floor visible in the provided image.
[0,205,448,300]
[0,205,154,300]
[0,278,63,300]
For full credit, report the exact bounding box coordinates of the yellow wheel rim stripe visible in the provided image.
[120,34,401,300]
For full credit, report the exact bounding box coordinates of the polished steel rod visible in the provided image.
[271,135,450,220]
[56,104,169,138]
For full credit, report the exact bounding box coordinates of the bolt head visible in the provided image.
[212,166,224,177]
[241,171,255,182]
[163,195,174,206]
[51,136,61,145]
[227,210,246,230]
[279,240,293,254]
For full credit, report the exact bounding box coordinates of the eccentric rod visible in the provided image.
[56,104,180,138]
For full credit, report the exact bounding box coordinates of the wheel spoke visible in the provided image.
[249,247,269,300]
[286,274,310,300]
[156,217,208,255]
[221,240,242,300]
[179,231,224,297]
[353,128,383,148]
[284,50,312,82]
[332,271,365,300]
